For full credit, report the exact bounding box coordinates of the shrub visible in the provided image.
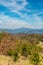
[7,50,13,56]
[13,50,19,61]
[21,44,29,57]
[30,52,40,65]
[0,32,3,42]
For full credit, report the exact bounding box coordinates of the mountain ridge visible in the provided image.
[0,28,43,34]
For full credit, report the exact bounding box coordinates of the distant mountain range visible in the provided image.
[0,28,43,34]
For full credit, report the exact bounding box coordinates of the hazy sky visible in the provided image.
[0,0,43,29]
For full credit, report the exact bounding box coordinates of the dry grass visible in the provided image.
[0,33,43,65]
[37,41,43,65]
[0,41,43,65]
[0,55,14,65]
[38,41,43,48]
[0,55,32,65]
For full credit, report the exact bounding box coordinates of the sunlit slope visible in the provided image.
[0,33,43,65]
[0,43,43,65]
[0,55,32,65]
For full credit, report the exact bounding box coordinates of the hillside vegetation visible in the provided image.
[0,32,43,65]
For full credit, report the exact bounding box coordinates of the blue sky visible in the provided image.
[0,0,43,29]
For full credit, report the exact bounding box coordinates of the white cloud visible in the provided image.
[0,0,43,29]
[0,0,28,10]
[0,12,43,29]
[0,0,29,18]
[32,13,43,23]
[30,14,43,29]
[0,13,43,29]
[0,14,33,29]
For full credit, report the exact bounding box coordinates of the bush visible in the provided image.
[0,32,3,42]
[7,49,19,61]
[30,52,40,65]
[7,50,13,56]
[13,51,19,61]
[21,44,29,57]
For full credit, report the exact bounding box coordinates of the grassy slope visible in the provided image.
[0,33,43,65]
[0,42,43,65]
[0,55,32,65]
[37,42,43,65]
